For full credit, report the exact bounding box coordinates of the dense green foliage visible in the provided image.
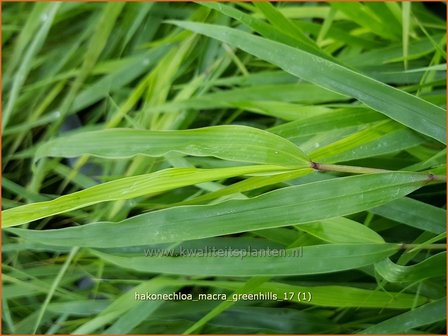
[2,2,446,334]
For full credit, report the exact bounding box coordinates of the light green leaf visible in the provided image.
[3,165,298,228]
[200,2,329,60]
[331,3,400,40]
[148,83,347,114]
[35,125,309,167]
[309,120,425,162]
[3,3,61,131]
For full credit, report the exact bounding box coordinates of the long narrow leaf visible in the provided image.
[8,172,431,247]
[375,252,446,283]
[371,197,446,234]
[3,165,300,227]
[90,244,400,276]
[35,125,309,167]
[170,21,446,143]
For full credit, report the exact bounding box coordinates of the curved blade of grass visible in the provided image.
[169,21,446,144]
[7,172,431,247]
[90,243,399,277]
[3,165,295,228]
[375,252,446,283]
[361,298,446,333]
[163,169,311,209]
[35,125,309,167]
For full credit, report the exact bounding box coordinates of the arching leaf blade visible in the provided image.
[169,21,446,144]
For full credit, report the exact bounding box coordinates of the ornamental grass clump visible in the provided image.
[2,2,446,334]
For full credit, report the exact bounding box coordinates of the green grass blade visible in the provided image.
[200,2,329,60]
[298,217,384,244]
[8,172,431,247]
[309,120,424,162]
[331,3,400,40]
[3,165,294,227]
[375,252,446,283]
[69,48,167,115]
[35,125,309,167]
[165,169,311,208]
[2,3,446,333]
[149,83,347,114]
[253,2,324,56]
[371,197,446,234]
[2,3,61,131]
[3,3,49,80]
[402,2,411,70]
[90,244,399,277]
[47,2,125,134]
[170,21,446,144]
[103,287,176,334]
[32,247,79,334]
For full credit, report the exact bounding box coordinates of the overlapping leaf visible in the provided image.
[170,21,446,143]
[8,172,431,247]
[3,165,302,227]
